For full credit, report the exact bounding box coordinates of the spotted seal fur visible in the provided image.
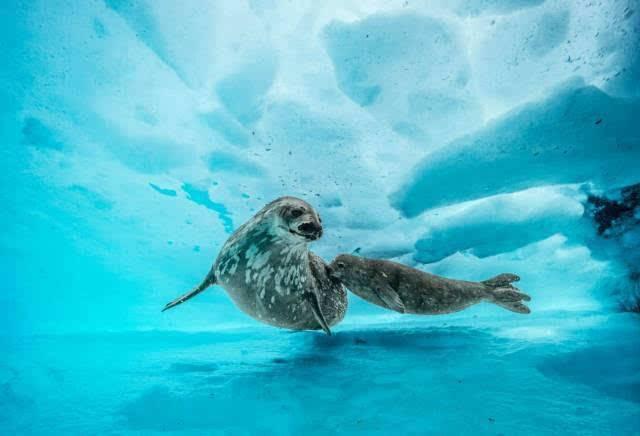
[162,197,346,334]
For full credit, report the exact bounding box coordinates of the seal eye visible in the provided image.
[290,208,304,218]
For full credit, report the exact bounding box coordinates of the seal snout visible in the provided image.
[297,222,323,240]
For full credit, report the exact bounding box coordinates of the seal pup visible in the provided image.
[162,197,347,335]
[329,254,531,314]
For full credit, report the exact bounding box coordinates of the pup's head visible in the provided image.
[329,254,363,282]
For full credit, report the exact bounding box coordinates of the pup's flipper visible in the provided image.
[372,280,405,313]
[482,273,531,314]
[482,273,521,289]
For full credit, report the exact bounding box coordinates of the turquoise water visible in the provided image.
[3,1,639,434]
[4,313,639,434]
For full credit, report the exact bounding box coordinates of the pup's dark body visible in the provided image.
[330,255,530,315]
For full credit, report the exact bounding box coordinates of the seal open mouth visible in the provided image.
[289,222,323,241]
[289,229,320,241]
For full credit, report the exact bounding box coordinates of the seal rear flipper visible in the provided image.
[482,273,520,289]
[162,273,216,312]
[484,281,531,315]
[492,298,531,314]
[304,292,332,336]
[482,272,530,314]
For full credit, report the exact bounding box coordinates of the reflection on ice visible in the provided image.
[4,313,639,434]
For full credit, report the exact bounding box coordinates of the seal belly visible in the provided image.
[223,282,320,329]
[215,241,334,330]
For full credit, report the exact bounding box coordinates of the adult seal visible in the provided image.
[162,197,346,334]
[329,254,531,315]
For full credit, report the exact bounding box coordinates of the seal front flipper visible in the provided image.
[304,292,332,336]
[371,276,405,313]
[358,267,405,313]
[162,272,216,312]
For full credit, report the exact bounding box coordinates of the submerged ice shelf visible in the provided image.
[3,311,639,435]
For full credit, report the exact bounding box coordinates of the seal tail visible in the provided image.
[162,272,216,312]
[482,273,531,314]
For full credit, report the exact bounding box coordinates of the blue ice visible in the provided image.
[2,0,639,434]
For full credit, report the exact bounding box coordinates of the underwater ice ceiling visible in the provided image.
[3,0,639,334]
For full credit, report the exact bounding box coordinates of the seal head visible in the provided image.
[271,197,323,242]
